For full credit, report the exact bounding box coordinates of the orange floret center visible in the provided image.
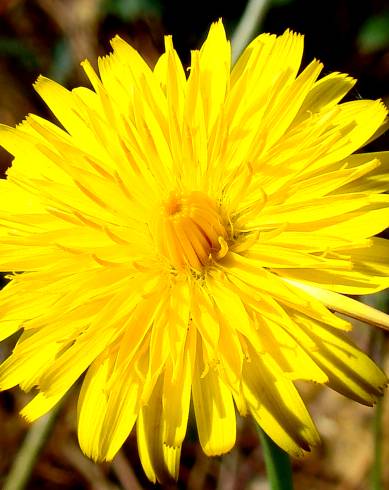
[157,191,227,270]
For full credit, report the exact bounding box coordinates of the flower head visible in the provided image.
[0,20,388,483]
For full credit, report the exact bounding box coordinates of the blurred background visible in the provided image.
[0,0,388,489]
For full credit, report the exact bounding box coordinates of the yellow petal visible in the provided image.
[34,76,88,137]
[0,334,60,391]
[292,312,387,404]
[285,278,389,330]
[161,331,193,447]
[347,236,389,276]
[39,284,147,396]
[192,338,236,456]
[243,349,319,456]
[294,71,356,124]
[20,391,65,422]
[199,19,231,134]
[259,316,328,383]
[137,376,180,483]
[335,151,389,194]
[279,265,389,295]
[77,353,111,460]
[100,357,143,461]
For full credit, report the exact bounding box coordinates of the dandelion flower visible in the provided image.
[0,20,388,483]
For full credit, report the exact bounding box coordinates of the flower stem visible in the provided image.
[258,427,294,490]
[364,292,388,490]
[3,404,61,490]
[231,0,271,64]
[370,327,386,490]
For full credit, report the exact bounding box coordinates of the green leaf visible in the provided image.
[0,38,39,70]
[358,12,389,53]
[102,0,161,21]
[258,427,294,490]
[48,38,73,84]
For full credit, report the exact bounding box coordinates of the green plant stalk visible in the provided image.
[231,0,271,64]
[3,403,62,490]
[364,291,388,490]
[258,427,294,490]
[370,327,385,490]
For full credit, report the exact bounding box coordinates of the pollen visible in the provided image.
[157,191,227,270]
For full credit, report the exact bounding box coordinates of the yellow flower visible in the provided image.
[0,20,388,483]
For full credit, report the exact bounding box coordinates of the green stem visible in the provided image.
[369,326,385,490]
[231,0,271,64]
[363,292,388,490]
[258,427,294,490]
[3,403,62,490]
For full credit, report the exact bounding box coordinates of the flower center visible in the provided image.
[157,191,228,270]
